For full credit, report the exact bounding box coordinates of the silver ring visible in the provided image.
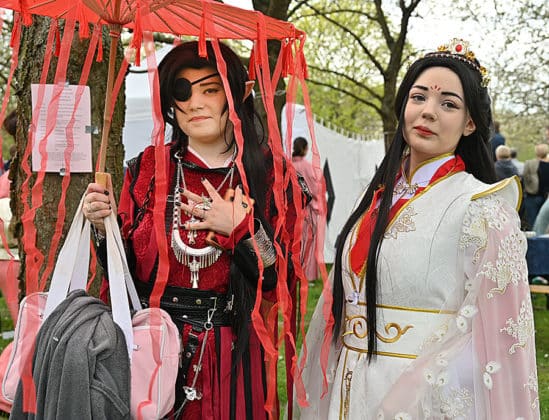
[201,195,212,210]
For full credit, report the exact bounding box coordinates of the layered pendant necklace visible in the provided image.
[171,150,235,288]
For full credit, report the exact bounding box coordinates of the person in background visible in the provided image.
[522,143,549,229]
[292,136,321,283]
[494,144,519,181]
[533,197,549,236]
[510,147,524,177]
[83,41,300,419]
[298,38,538,419]
[489,120,505,161]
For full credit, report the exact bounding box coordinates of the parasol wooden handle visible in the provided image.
[205,188,254,249]
[95,171,111,189]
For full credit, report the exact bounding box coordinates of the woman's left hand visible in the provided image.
[180,179,249,237]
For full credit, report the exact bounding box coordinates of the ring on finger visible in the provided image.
[201,196,212,211]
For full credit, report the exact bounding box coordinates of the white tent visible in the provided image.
[122,48,386,262]
[281,104,385,262]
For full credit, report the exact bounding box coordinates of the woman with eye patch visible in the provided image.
[82,41,300,419]
[298,39,539,419]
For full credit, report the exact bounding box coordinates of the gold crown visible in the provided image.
[426,38,490,87]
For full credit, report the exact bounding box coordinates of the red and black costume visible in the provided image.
[98,143,298,419]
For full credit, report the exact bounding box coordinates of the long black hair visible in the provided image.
[332,53,496,360]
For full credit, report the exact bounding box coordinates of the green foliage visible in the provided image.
[291,1,386,135]
[496,111,547,160]
[532,294,549,417]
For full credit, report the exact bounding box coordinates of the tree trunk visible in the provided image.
[11,18,125,298]
[252,0,292,138]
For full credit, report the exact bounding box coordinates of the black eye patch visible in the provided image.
[172,72,220,102]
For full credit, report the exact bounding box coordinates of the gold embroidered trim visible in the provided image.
[343,315,414,343]
[385,170,459,234]
[405,152,454,183]
[377,303,457,315]
[343,341,418,359]
[471,176,522,211]
[349,301,457,314]
[339,349,351,418]
[343,369,353,419]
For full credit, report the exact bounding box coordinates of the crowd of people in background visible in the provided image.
[489,121,549,236]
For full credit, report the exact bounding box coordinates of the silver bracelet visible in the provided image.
[243,220,277,267]
[91,224,105,246]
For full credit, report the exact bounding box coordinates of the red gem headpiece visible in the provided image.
[425,38,490,87]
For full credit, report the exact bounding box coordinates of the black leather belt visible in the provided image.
[134,281,234,330]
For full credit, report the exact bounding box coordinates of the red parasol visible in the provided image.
[0,0,303,175]
[0,0,322,418]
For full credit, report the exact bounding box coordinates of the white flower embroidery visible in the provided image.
[376,411,385,420]
[483,372,493,389]
[476,231,528,298]
[464,278,473,291]
[424,369,435,385]
[484,361,501,374]
[524,372,539,410]
[456,315,468,333]
[485,361,501,374]
[437,371,449,386]
[440,386,473,418]
[394,413,412,420]
[436,357,449,367]
[500,299,535,354]
[384,205,417,239]
[460,305,478,318]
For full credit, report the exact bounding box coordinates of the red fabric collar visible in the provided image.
[349,155,465,277]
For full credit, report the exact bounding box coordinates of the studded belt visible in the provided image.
[134,281,234,330]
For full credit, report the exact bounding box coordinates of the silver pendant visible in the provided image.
[183,386,202,401]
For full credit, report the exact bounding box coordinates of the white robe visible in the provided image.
[296,162,539,419]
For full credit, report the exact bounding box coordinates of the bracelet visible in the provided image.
[243,220,277,267]
[91,224,106,246]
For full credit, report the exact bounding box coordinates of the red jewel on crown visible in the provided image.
[431,38,490,87]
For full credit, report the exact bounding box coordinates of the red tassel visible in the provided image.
[10,14,21,49]
[131,2,143,66]
[54,21,61,57]
[248,45,256,80]
[20,5,32,27]
[97,31,103,62]
[198,12,207,58]
[76,2,90,39]
[282,40,294,77]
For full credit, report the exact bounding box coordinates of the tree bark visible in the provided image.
[11,18,125,298]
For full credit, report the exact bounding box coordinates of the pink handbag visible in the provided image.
[1,292,47,404]
[1,194,180,419]
[130,308,180,419]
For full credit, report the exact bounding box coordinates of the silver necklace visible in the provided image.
[171,150,235,288]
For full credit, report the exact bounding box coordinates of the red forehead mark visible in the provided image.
[430,85,441,92]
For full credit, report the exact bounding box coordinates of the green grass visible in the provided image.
[533,294,549,418]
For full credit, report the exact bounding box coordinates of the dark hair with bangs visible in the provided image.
[331,53,496,360]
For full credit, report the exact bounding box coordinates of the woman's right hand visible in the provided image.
[82,182,115,234]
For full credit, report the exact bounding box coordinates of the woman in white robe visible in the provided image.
[297,38,539,419]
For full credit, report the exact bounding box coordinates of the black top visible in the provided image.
[538,160,549,194]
